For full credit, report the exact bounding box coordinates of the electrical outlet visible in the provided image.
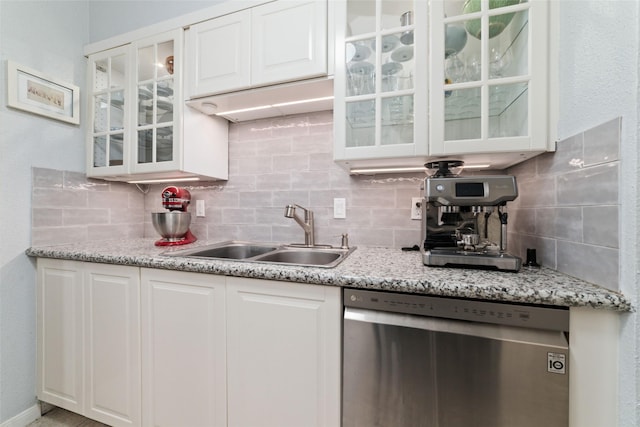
[411,197,422,220]
[334,198,346,219]
[196,199,205,217]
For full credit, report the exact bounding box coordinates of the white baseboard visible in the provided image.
[0,404,40,427]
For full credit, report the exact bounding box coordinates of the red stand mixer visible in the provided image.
[151,186,197,246]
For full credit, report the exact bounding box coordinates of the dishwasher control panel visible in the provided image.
[344,288,569,332]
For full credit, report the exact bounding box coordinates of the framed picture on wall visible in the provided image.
[6,60,80,125]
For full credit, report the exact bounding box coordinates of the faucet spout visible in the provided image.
[284,204,315,246]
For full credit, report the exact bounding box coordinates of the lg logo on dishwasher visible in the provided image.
[547,352,567,374]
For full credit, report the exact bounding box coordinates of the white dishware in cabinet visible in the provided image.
[334,0,556,172]
[429,0,554,161]
[333,0,429,167]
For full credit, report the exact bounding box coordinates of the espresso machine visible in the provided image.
[151,186,197,246]
[421,161,522,271]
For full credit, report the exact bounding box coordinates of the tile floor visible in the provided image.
[27,407,108,427]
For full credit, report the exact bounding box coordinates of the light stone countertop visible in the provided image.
[26,238,632,312]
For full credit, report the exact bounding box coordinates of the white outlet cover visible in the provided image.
[411,197,422,220]
[334,198,346,219]
[196,199,205,217]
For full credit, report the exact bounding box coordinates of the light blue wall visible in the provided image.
[88,0,225,42]
[0,1,89,421]
[557,2,639,425]
[0,0,224,423]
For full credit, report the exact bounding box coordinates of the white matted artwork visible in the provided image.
[6,60,80,125]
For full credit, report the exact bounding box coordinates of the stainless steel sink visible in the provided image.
[181,242,278,259]
[165,241,354,268]
[255,248,344,267]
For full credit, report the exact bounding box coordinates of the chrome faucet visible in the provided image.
[284,204,315,246]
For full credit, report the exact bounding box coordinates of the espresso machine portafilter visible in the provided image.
[421,161,522,272]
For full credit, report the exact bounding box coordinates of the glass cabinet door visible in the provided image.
[134,31,181,171]
[336,0,428,159]
[88,46,129,175]
[431,0,548,154]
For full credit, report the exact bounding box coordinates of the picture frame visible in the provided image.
[6,60,80,125]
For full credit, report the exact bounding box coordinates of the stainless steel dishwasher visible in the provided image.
[343,289,570,427]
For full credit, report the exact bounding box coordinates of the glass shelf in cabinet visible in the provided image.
[444,82,527,121]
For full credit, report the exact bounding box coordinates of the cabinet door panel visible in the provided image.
[84,264,140,427]
[37,259,84,413]
[186,10,252,97]
[141,269,226,427]
[227,278,340,427]
[252,0,327,85]
[131,29,183,175]
[86,45,131,177]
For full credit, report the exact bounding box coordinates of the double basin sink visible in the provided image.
[165,241,355,268]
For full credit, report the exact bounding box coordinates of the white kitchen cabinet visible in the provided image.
[226,277,341,427]
[83,263,141,427]
[251,0,328,86]
[87,29,228,182]
[429,0,553,160]
[333,0,428,167]
[140,268,227,427]
[87,45,131,176]
[186,9,252,96]
[186,0,328,99]
[334,0,556,172]
[37,259,141,427]
[37,259,84,414]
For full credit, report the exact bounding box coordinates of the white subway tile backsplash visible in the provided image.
[63,208,109,226]
[32,167,144,246]
[32,208,63,228]
[556,163,618,206]
[222,208,256,224]
[88,223,142,242]
[515,175,556,208]
[273,153,310,172]
[557,241,619,291]
[32,226,88,247]
[509,118,621,289]
[32,188,88,209]
[32,113,619,291]
[33,168,64,188]
[583,205,619,248]
[535,207,582,241]
[583,117,620,166]
[536,133,584,175]
[257,173,294,191]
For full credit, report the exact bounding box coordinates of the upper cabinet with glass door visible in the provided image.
[132,31,181,175]
[333,0,429,165]
[87,46,130,177]
[429,0,553,162]
[86,29,228,182]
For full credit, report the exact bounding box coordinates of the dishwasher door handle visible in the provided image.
[345,307,569,349]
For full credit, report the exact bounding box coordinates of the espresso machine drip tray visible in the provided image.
[423,248,522,272]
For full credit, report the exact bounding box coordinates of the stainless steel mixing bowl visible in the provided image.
[151,212,191,241]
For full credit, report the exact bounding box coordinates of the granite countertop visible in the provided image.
[26,238,632,312]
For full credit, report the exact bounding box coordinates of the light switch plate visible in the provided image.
[334,198,346,219]
[196,199,205,217]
